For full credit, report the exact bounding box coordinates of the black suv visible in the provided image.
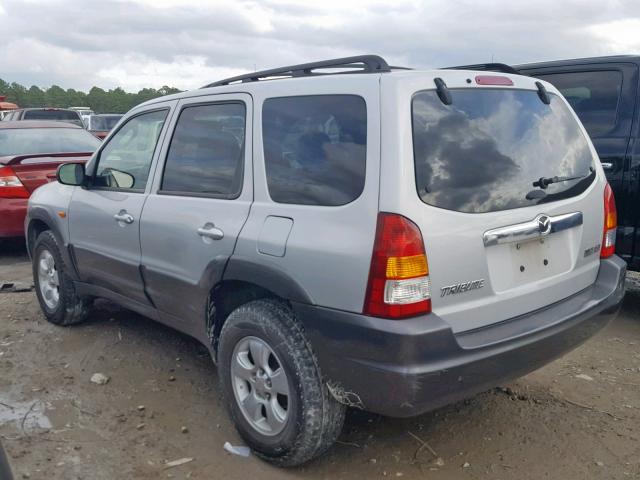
[517,56,640,269]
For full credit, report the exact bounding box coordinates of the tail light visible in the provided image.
[601,183,617,258]
[364,213,431,319]
[0,166,30,199]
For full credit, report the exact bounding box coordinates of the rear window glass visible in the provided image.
[23,109,83,126]
[534,70,622,137]
[262,95,366,206]
[0,128,100,156]
[412,89,595,214]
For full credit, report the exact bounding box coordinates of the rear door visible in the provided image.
[381,72,606,333]
[69,105,173,304]
[521,63,639,264]
[140,94,252,328]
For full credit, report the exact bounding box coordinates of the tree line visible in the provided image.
[0,78,182,114]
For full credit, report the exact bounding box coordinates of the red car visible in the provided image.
[0,121,100,238]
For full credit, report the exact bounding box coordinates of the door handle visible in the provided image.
[601,162,613,171]
[197,222,224,240]
[114,210,134,224]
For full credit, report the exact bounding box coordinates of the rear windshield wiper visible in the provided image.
[532,167,594,190]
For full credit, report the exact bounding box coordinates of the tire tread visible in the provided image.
[219,299,345,466]
[33,231,90,326]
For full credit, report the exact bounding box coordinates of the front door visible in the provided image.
[140,95,253,327]
[69,107,172,305]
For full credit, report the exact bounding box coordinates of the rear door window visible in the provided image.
[412,89,595,213]
[262,95,367,206]
[161,102,246,197]
[534,70,622,137]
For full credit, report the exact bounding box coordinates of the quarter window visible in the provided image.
[262,95,367,206]
[94,109,168,191]
[161,103,246,197]
[535,70,622,137]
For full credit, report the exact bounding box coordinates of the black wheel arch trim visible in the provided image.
[27,208,81,281]
[222,257,314,305]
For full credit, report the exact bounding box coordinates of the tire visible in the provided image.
[32,230,90,326]
[218,299,346,466]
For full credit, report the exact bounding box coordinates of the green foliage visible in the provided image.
[0,79,182,113]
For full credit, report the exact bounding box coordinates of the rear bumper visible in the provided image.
[0,198,28,238]
[294,255,626,417]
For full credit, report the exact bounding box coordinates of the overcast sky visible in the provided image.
[0,0,638,92]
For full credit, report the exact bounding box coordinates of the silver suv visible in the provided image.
[26,55,626,466]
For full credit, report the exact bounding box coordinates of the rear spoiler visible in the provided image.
[3,151,92,166]
[443,63,521,75]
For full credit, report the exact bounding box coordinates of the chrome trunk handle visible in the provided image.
[483,212,583,247]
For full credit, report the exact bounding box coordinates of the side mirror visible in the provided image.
[56,163,86,186]
[109,169,135,189]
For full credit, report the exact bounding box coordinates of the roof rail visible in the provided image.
[443,63,520,75]
[202,55,393,88]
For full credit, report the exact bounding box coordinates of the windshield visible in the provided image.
[90,115,122,131]
[412,89,595,213]
[23,109,83,126]
[0,127,100,156]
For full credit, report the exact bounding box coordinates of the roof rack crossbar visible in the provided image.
[443,63,520,75]
[202,55,392,88]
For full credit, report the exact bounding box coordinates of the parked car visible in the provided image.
[69,107,95,125]
[0,121,99,238]
[0,95,19,120]
[86,114,123,139]
[516,56,640,270]
[2,108,85,127]
[26,55,626,466]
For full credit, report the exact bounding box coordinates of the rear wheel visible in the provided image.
[218,299,345,466]
[33,231,90,326]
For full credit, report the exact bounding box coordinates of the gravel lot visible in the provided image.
[1,240,639,479]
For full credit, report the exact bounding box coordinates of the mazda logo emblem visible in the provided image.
[537,215,551,234]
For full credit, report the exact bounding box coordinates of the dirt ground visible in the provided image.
[0,240,639,480]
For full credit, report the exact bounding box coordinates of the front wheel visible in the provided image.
[218,299,346,466]
[32,231,91,326]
